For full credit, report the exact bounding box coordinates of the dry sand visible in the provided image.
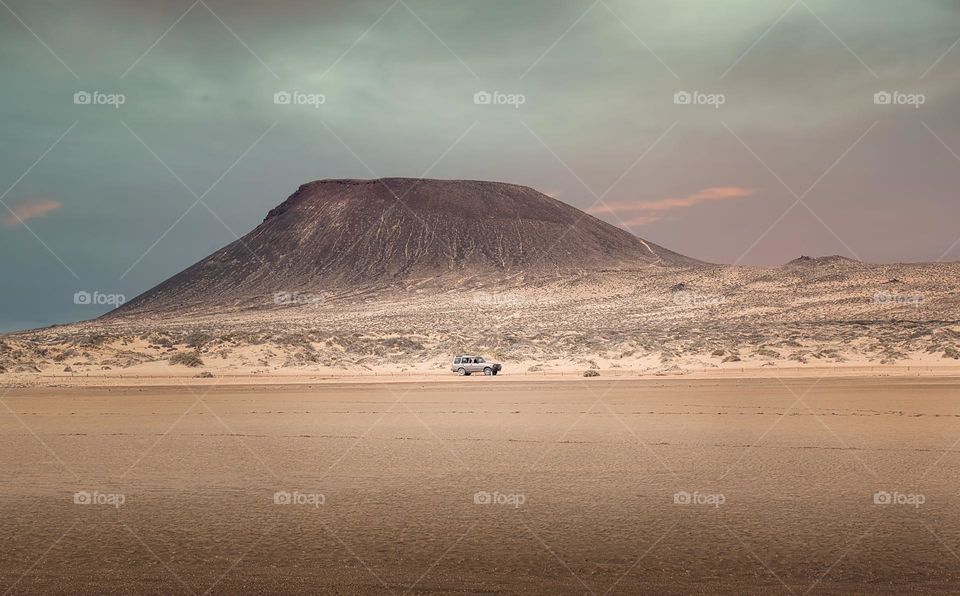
[3,377,960,594]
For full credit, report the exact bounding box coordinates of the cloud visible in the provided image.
[3,200,62,228]
[591,187,756,226]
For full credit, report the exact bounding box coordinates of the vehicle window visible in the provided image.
[454,358,460,364]
[464,358,472,364]
[476,357,485,363]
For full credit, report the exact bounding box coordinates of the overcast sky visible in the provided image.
[2,0,959,331]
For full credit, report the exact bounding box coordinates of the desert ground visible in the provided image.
[4,258,960,383]
[4,376,960,594]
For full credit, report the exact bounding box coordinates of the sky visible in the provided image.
[1,0,959,331]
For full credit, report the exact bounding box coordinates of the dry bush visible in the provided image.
[185,331,214,348]
[169,351,204,368]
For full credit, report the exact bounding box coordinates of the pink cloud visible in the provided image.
[590,186,756,225]
[3,199,62,228]
[619,214,662,226]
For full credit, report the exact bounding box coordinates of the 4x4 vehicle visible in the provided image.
[451,355,502,376]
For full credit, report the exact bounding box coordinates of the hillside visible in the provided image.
[115,178,699,315]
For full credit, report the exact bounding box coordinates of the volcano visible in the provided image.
[116,178,699,315]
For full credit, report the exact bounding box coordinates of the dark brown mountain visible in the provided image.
[115,178,700,315]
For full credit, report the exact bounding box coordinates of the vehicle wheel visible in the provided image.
[457,368,466,376]
[483,367,493,376]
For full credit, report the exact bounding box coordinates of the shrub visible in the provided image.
[583,370,600,377]
[53,349,77,363]
[76,333,112,348]
[185,331,214,349]
[169,351,204,368]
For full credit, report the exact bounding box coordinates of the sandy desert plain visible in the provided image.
[3,373,960,595]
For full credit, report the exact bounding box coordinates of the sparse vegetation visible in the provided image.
[185,331,214,348]
[1,258,960,378]
[75,333,112,348]
[583,370,600,377]
[169,351,204,368]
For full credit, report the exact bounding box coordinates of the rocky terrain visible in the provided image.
[1,179,959,380]
[115,178,696,316]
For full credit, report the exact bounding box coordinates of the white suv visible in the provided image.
[451,355,501,376]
